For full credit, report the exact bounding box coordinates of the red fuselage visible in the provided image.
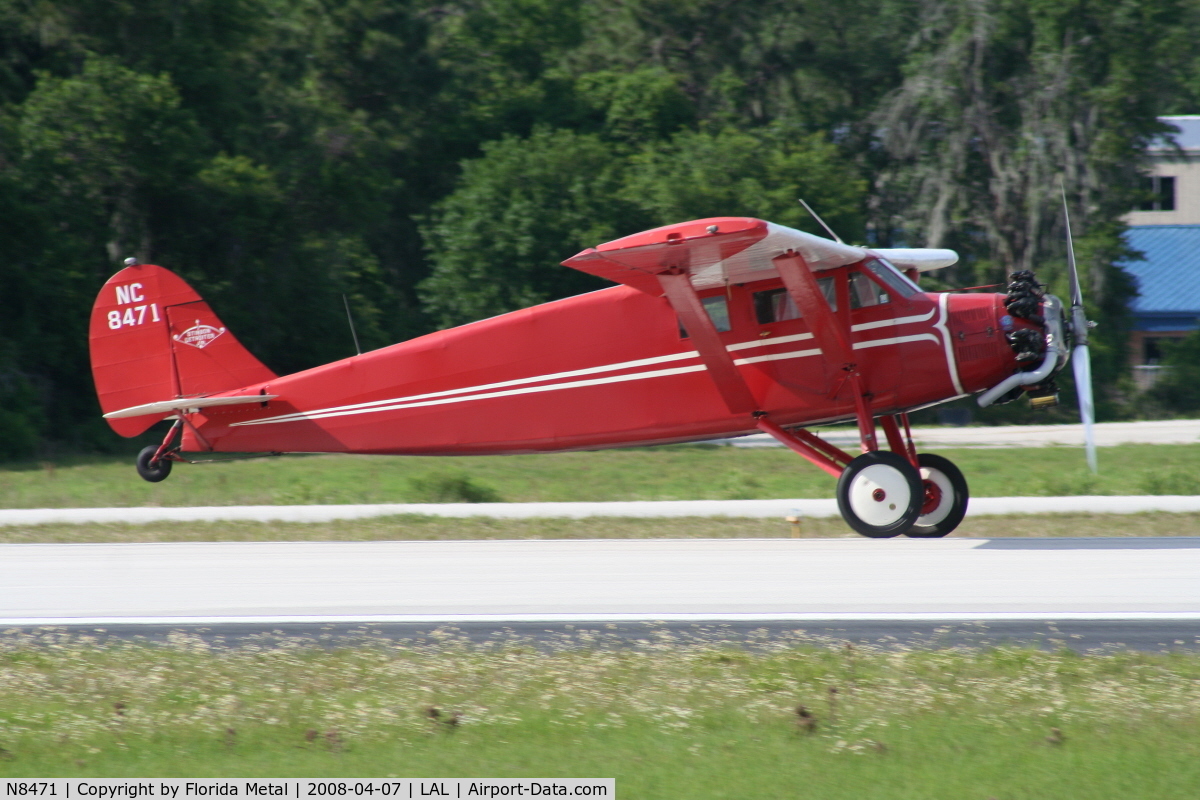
[181,267,1017,455]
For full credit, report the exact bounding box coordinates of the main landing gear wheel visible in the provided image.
[136,445,173,483]
[836,451,923,538]
[903,453,969,538]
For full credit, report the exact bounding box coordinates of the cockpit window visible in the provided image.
[702,295,731,332]
[849,271,889,309]
[679,294,732,337]
[863,257,920,298]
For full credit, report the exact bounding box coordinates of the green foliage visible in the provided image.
[3,443,1200,510]
[1153,330,1200,413]
[3,635,1200,797]
[407,469,502,503]
[419,128,640,327]
[0,0,1192,451]
[420,125,866,326]
[625,128,865,235]
[1139,468,1200,496]
[574,68,694,141]
[0,365,44,460]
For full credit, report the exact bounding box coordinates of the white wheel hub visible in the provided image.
[846,464,914,527]
[916,466,955,526]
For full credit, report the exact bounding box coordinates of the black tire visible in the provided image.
[136,445,173,483]
[903,453,969,538]
[836,450,923,538]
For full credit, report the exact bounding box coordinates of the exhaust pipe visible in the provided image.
[977,295,1066,408]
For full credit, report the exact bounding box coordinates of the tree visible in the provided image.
[869,0,1196,409]
[419,127,642,328]
[624,127,865,235]
[1152,331,1200,414]
[0,55,203,451]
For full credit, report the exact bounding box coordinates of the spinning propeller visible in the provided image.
[1061,187,1098,473]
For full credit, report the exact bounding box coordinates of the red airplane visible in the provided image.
[89,216,1094,538]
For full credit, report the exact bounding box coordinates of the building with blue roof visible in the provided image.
[1122,117,1200,388]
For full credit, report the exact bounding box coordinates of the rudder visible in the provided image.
[89,264,276,437]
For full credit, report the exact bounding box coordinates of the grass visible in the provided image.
[0,631,1198,796]
[1,512,1200,543]
[2,443,1200,509]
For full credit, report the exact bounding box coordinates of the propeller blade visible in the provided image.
[1072,343,1098,473]
[1061,183,1096,472]
[1061,185,1084,313]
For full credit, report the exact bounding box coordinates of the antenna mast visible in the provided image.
[343,294,362,356]
[798,198,844,244]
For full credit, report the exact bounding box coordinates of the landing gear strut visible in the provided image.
[757,412,970,538]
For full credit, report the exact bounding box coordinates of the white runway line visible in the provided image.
[2,495,1200,525]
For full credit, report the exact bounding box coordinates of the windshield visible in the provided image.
[863,257,920,298]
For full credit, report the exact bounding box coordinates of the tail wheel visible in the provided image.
[836,451,923,538]
[903,453,969,538]
[135,445,173,483]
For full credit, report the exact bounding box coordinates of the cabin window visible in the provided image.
[863,257,919,298]
[752,277,837,322]
[819,277,837,311]
[679,295,732,337]
[753,289,799,323]
[703,295,732,332]
[849,271,889,309]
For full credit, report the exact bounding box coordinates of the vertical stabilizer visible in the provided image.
[89,264,276,437]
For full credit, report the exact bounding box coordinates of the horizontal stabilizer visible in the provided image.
[103,395,278,419]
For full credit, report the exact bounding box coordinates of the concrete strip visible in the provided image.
[3,538,1199,619]
[2,495,1200,526]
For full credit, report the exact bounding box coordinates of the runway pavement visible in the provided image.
[4,537,1198,623]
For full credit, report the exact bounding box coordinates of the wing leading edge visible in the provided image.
[562,217,958,293]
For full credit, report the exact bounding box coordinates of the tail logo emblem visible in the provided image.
[174,320,226,349]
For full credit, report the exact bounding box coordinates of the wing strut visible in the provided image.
[657,265,858,477]
[773,251,878,453]
[656,269,758,415]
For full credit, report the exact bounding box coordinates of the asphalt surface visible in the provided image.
[6,537,1199,652]
[4,619,1197,653]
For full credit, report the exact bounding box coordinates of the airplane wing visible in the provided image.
[103,394,278,419]
[563,217,870,294]
[873,248,959,272]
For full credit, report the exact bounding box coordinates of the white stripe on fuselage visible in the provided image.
[850,308,936,332]
[933,293,965,395]
[231,309,954,428]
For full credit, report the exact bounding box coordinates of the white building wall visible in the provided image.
[1124,155,1200,226]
